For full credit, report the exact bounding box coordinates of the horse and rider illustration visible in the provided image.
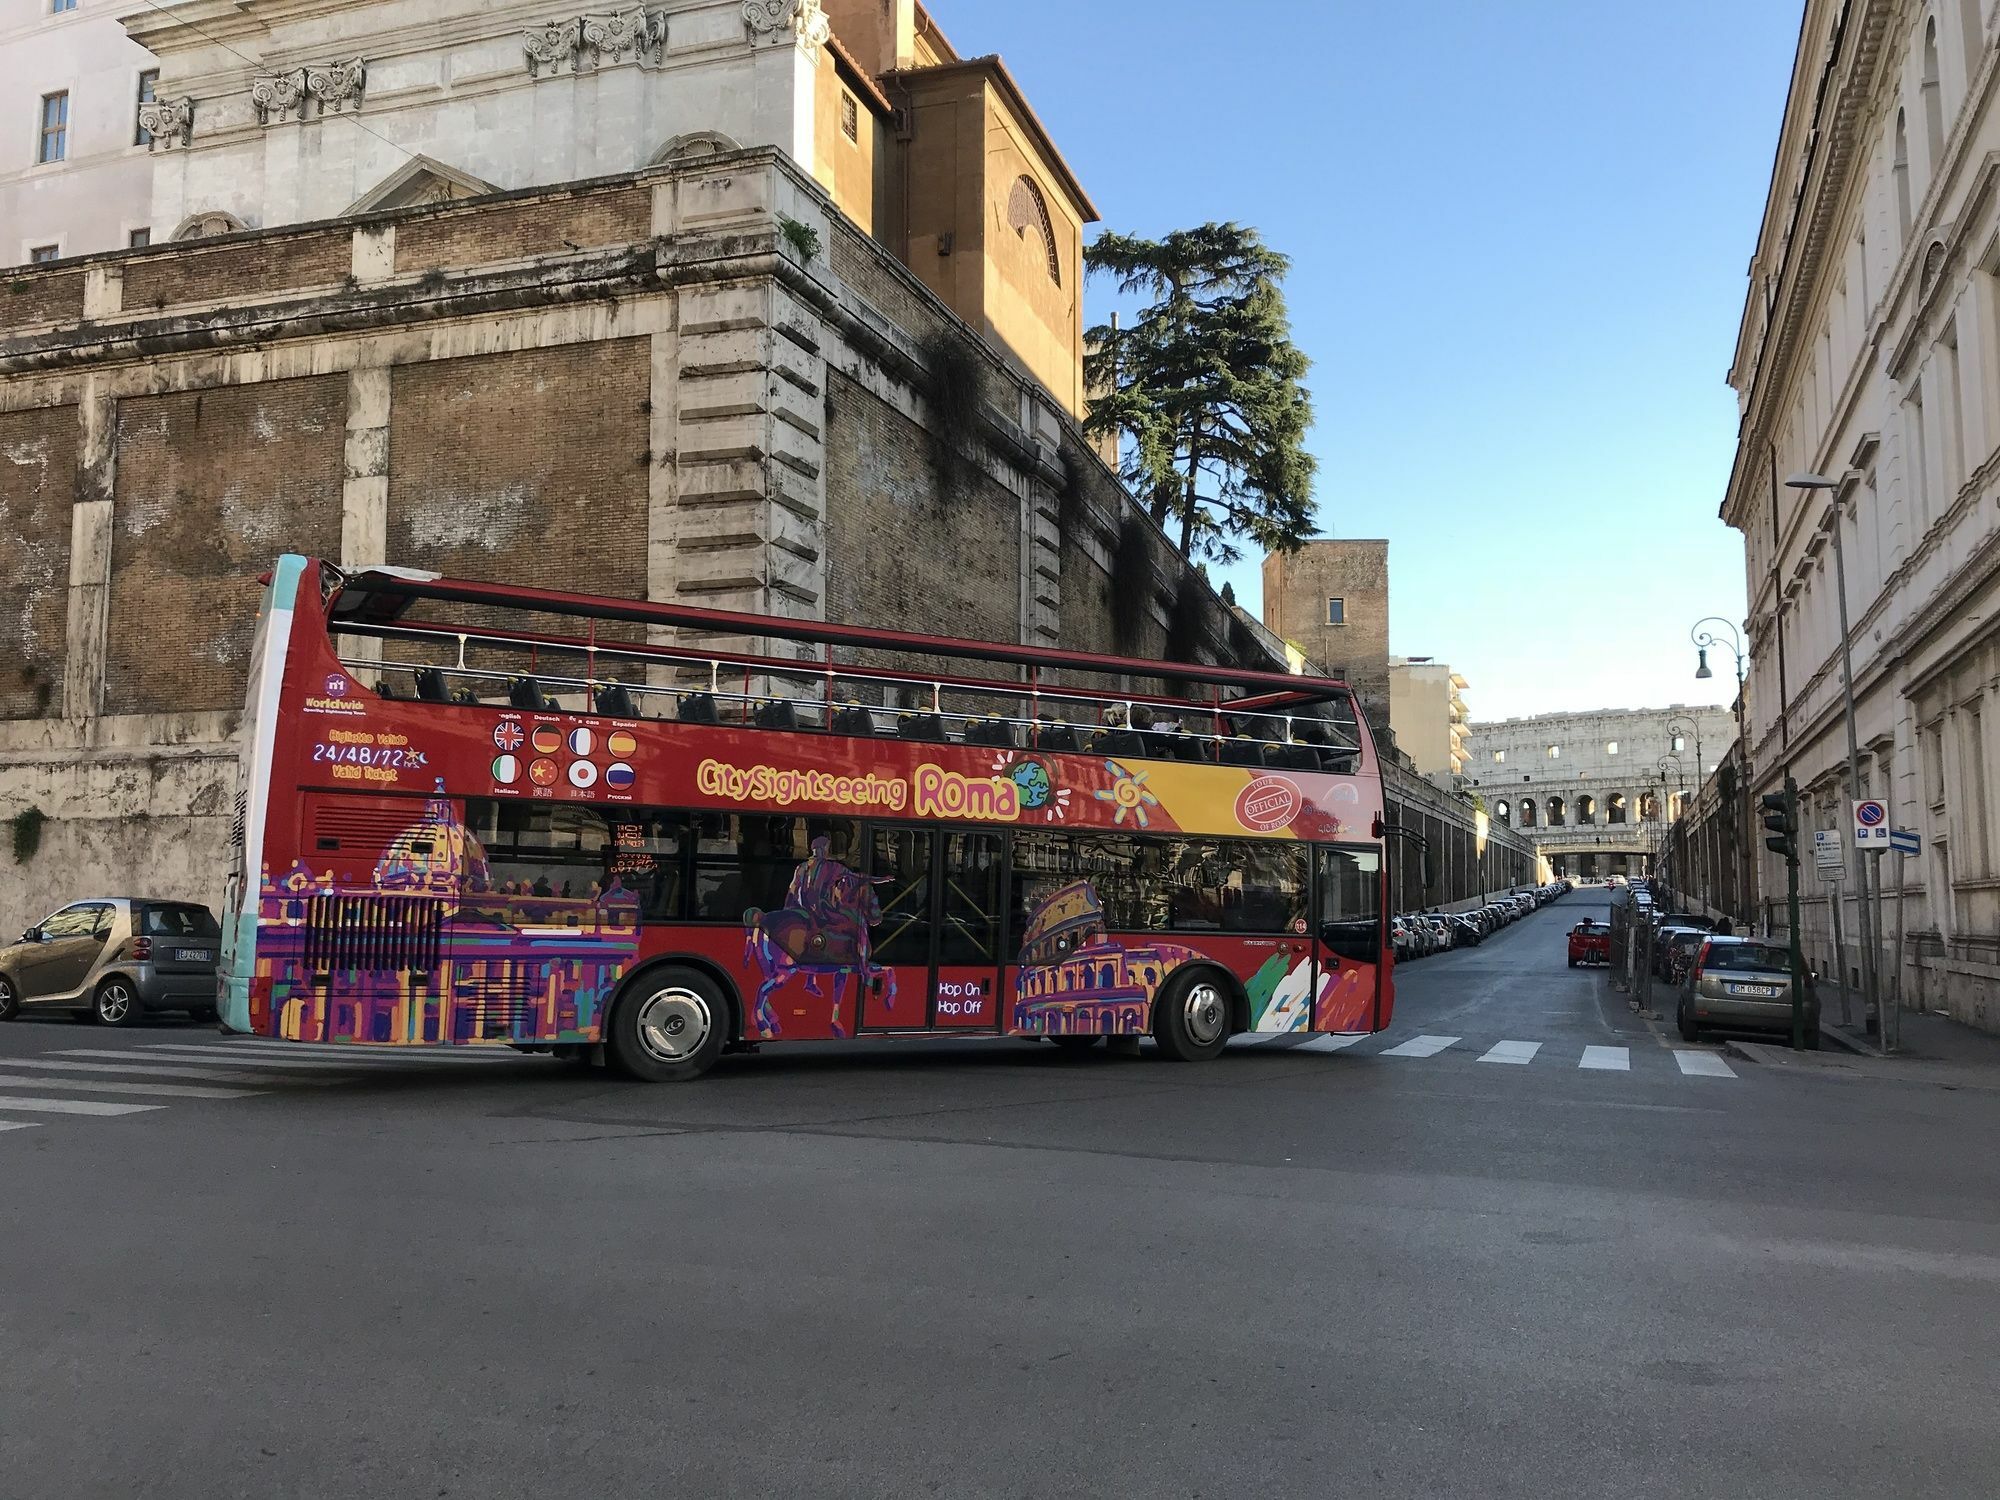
[742,837,895,1038]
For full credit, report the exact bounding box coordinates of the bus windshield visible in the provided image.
[218,555,1394,1080]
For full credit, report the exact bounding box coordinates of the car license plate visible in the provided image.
[176,948,212,963]
[1728,983,1778,997]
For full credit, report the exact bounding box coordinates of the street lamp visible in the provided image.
[1786,470,1884,1048]
[1691,616,1750,927]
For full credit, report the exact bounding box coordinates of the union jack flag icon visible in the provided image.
[492,722,525,752]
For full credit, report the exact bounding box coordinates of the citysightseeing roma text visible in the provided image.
[693,758,1021,822]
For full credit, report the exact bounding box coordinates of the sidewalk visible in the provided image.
[1719,981,2000,1089]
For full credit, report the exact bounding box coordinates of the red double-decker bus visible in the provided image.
[218,555,1394,1080]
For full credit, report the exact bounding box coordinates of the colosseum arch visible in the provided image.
[1546,796,1566,827]
[1576,793,1596,825]
[1518,799,1537,828]
[1607,791,1628,825]
[1494,799,1511,824]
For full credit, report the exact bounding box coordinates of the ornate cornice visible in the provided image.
[524,10,665,76]
[251,58,365,123]
[136,96,196,149]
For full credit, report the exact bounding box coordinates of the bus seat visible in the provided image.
[677,692,718,724]
[1035,722,1080,753]
[508,677,549,711]
[832,704,878,736]
[897,712,947,742]
[448,687,478,705]
[1092,728,1146,759]
[964,717,1017,748]
[1270,743,1319,772]
[754,699,799,731]
[1219,737,1268,768]
[376,678,400,700]
[413,667,449,703]
[595,684,638,718]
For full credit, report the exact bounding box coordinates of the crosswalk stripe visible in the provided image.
[1579,1046,1630,1071]
[1297,1034,1365,1053]
[58,1048,384,1073]
[1380,1035,1459,1058]
[1673,1051,1737,1078]
[1478,1040,1541,1065]
[0,1058,340,1086]
[0,1096,164,1116]
[141,1044,514,1069]
[193,1039,516,1061]
[0,1121,40,1133]
[0,1074,262,1100]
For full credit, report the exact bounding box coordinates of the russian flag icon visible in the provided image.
[606,763,636,791]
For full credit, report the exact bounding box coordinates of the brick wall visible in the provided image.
[829,220,947,344]
[0,405,77,718]
[394,188,652,275]
[385,340,652,680]
[122,235,352,311]
[824,370,1021,679]
[106,376,347,715]
[0,268,86,334]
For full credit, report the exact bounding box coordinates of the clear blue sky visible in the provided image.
[982,0,1803,721]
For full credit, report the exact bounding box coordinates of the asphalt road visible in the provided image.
[4,889,1998,1498]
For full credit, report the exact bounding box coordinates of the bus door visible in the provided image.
[859,828,1005,1031]
[931,830,1005,1030]
[1311,844,1386,1034]
[861,827,935,1030]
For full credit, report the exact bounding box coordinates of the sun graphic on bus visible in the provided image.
[1093,759,1159,827]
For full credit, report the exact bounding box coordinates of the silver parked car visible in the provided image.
[0,898,220,1027]
[1676,935,1819,1046]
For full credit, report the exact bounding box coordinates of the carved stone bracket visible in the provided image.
[305,58,368,112]
[743,0,830,48]
[526,12,664,76]
[136,96,195,149]
[251,60,365,125]
[250,73,303,124]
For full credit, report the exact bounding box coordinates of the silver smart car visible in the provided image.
[0,898,220,1026]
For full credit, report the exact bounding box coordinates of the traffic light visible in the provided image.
[1761,789,1797,861]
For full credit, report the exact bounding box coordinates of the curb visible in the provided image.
[1816,1024,1874,1057]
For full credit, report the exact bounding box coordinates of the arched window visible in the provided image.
[1576,794,1595,826]
[1639,790,1660,822]
[1923,18,1945,171]
[1607,792,1628,826]
[1006,175,1060,286]
[1518,799,1537,828]
[1495,800,1511,824]
[1894,109,1913,243]
[649,130,742,165]
[1547,796,1566,827]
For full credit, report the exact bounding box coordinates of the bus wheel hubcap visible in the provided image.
[1183,983,1227,1047]
[636,988,711,1063]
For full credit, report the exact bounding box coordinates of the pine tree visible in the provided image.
[1083,223,1317,563]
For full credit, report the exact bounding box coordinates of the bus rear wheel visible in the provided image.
[1153,970,1232,1063]
[608,968,729,1082]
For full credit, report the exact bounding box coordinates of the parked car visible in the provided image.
[1678,936,1818,1045]
[1424,915,1454,951]
[0,898,220,1026]
[1390,916,1419,962]
[1567,918,1610,968]
[1657,927,1712,985]
[1448,915,1483,947]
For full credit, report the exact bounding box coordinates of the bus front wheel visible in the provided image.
[608,967,729,1082]
[1154,970,1232,1063]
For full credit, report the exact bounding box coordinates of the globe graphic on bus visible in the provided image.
[1008,758,1053,810]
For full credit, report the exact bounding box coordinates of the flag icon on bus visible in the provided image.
[491,754,520,784]
[492,722,524,752]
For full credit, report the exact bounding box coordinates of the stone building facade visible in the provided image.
[1463,706,1737,879]
[1387,657,1469,787]
[1259,539,1391,740]
[1722,0,2000,1031]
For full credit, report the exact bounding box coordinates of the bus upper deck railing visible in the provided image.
[332,616,1366,776]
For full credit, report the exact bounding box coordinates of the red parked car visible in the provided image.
[1567,919,1610,968]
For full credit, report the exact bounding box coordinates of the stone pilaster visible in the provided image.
[62,379,117,723]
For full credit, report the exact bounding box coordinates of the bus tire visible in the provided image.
[1153,968,1232,1063]
[607,967,729,1082]
[1049,1034,1103,1055]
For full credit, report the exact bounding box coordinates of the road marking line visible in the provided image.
[0,1096,165,1116]
[0,1121,40,1133]
[1579,1046,1630,1071]
[191,1039,516,1061]
[0,1074,262,1100]
[141,1044,515,1068]
[1379,1034,1459,1058]
[58,1048,393,1073]
[1673,1050,1737,1078]
[1297,1034,1366,1052]
[0,1058,340,1086]
[1478,1040,1542,1065]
